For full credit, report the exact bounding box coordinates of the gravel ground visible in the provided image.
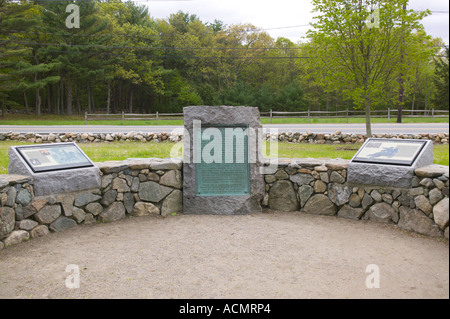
[0,210,448,299]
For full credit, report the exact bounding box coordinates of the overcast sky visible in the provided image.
[144,0,449,45]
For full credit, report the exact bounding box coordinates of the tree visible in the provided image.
[433,46,449,110]
[307,0,429,137]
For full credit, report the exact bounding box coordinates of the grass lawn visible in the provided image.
[1,141,448,175]
[0,113,448,126]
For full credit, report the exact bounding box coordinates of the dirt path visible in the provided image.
[0,211,448,299]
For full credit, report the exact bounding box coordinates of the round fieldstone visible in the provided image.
[303,194,337,216]
[268,180,299,212]
[16,189,32,206]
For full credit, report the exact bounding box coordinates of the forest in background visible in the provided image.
[0,0,448,117]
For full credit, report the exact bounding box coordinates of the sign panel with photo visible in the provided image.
[16,143,94,173]
[351,139,428,166]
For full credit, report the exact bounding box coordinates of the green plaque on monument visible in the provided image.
[195,125,250,196]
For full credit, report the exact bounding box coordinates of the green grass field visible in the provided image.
[0,113,448,126]
[1,141,448,175]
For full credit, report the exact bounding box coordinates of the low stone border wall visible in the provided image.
[0,131,449,144]
[1,158,449,250]
[1,158,183,250]
[264,159,449,238]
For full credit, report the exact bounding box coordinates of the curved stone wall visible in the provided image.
[1,158,449,250]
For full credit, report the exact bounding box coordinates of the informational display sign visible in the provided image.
[15,143,94,173]
[195,125,250,196]
[351,138,428,166]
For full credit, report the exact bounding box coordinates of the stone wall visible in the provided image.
[1,130,448,144]
[264,159,449,239]
[0,158,183,250]
[1,158,449,251]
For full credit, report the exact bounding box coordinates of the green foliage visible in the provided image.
[433,47,449,109]
[0,0,443,117]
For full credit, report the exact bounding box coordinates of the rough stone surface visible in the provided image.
[150,159,183,171]
[303,194,337,216]
[29,225,49,238]
[414,195,433,215]
[160,170,183,189]
[71,207,86,224]
[0,207,15,239]
[112,178,130,193]
[268,180,299,212]
[348,194,361,207]
[85,202,103,216]
[314,180,327,193]
[429,188,444,205]
[433,198,449,230]
[328,183,352,206]
[16,189,32,206]
[329,171,345,184]
[265,175,276,184]
[74,193,102,207]
[368,203,396,224]
[101,190,118,207]
[34,205,61,225]
[131,202,160,217]
[123,192,135,214]
[99,202,126,223]
[3,230,29,246]
[361,193,374,210]
[139,181,173,203]
[161,190,183,216]
[18,219,38,231]
[290,174,314,186]
[415,165,449,178]
[5,187,16,207]
[298,185,314,207]
[370,190,382,202]
[398,206,442,237]
[274,169,289,180]
[49,216,77,232]
[338,205,364,220]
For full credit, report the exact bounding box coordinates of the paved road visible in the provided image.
[0,123,448,135]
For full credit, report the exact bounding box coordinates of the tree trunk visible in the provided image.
[106,82,111,114]
[365,96,372,138]
[87,82,91,114]
[76,86,81,114]
[129,87,133,114]
[397,76,404,123]
[91,87,96,113]
[23,91,29,114]
[60,79,64,115]
[66,74,73,116]
[56,82,60,115]
[35,88,41,117]
[47,85,52,114]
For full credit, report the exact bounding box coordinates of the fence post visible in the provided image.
[432,108,434,122]
[121,111,124,126]
[156,111,159,125]
[388,108,390,123]
[346,108,349,124]
[270,109,273,124]
[85,112,87,125]
[307,109,310,124]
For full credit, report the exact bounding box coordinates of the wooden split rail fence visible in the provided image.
[84,108,449,125]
